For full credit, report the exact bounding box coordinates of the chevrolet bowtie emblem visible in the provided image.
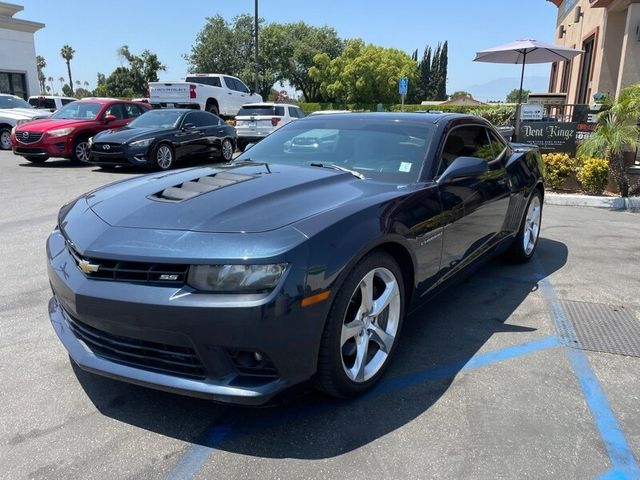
[78,259,100,274]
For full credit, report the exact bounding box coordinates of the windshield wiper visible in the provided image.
[309,162,365,180]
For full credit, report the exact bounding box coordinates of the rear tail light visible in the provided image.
[271,117,281,127]
[189,84,197,99]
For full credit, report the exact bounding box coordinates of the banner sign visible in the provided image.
[519,122,577,154]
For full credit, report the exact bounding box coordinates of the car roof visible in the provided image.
[304,111,487,125]
[240,103,299,108]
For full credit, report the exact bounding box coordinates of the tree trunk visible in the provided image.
[66,61,74,95]
[609,153,630,197]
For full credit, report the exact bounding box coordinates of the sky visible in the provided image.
[16,0,560,101]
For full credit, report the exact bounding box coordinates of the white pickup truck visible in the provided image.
[148,74,262,118]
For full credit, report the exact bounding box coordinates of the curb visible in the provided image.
[545,193,640,211]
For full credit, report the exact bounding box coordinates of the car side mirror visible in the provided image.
[436,156,489,185]
[104,114,117,124]
[182,123,196,130]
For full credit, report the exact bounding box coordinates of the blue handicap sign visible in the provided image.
[399,77,408,95]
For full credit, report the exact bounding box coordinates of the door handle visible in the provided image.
[228,92,233,95]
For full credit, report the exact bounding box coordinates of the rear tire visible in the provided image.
[504,190,543,263]
[0,127,11,150]
[25,155,48,163]
[316,251,405,398]
[220,138,234,162]
[206,101,219,116]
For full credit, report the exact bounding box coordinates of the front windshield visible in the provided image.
[51,102,102,120]
[0,95,33,109]
[128,110,183,129]
[236,116,433,183]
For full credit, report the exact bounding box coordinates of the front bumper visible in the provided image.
[12,132,72,158]
[46,228,327,405]
[89,145,150,167]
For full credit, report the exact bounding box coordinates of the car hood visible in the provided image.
[17,118,93,132]
[86,163,399,233]
[0,108,50,121]
[94,126,157,144]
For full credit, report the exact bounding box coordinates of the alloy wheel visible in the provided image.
[340,267,401,383]
[523,195,541,255]
[75,141,90,162]
[222,139,233,161]
[156,145,173,170]
[1,130,12,150]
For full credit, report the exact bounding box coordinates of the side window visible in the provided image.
[288,107,297,118]
[274,106,285,116]
[438,125,488,176]
[124,104,143,119]
[482,130,508,163]
[61,99,75,105]
[223,76,239,91]
[104,103,125,120]
[185,111,216,127]
[234,79,250,93]
[296,108,305,118]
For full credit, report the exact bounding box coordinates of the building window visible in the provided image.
[560,59,572,93]
[576,35,595,104]
[0,72,28,99]
[549,62,559,92]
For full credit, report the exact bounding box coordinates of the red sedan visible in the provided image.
[11,98,151,164]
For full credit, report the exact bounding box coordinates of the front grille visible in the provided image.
[16,131,43,144]
[92,143,122,153]
[64,313,206,379]
[68,245,189,285]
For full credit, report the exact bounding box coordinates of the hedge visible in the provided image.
[297,102,516,125]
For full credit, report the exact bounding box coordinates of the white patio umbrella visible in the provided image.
[474,39,583,104]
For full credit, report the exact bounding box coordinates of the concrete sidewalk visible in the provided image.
[545,192,640,211]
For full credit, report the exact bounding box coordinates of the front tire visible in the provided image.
[505,190,543,263]
[0,127,11,150]
[316,251,405,398]
[153,143,175,170]
[70,136,91,164]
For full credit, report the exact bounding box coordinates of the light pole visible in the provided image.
[254,0,259,94]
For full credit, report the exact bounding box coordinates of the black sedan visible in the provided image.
[47,113,544,405]
[88,109,237,170]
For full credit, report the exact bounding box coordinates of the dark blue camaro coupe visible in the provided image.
[47,113,544,405]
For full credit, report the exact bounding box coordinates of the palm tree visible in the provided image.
[58,76,65,93]
[47,77,54,93]
[578,84,640,197]
[36,55,46,94]
[60,45,75,95]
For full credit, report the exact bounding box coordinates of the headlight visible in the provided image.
[57,196,82,231]
[187,264,287,293]
[88,136,93,147]
[129,138,154,148]
[49,127,74,137]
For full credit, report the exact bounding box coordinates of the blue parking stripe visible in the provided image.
[536,268,640,479]
[165,336,560,480]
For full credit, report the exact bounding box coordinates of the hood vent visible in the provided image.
[151,172,255,202]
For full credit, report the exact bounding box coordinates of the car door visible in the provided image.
[233,78,252,108]
[222,76,243,114]
[191,111,224,157]
[103,103,129,129]
[175,112,206,159]
[435,123,511,279]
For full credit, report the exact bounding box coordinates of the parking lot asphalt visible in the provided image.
[1,150,639,480]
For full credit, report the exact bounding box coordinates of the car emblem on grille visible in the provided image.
[103,144,110,150]
[78,259,100,274]
[22,132,29,140]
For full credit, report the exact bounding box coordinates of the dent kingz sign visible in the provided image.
[519,122,577,154]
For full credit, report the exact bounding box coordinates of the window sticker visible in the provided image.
[399,162,412,172]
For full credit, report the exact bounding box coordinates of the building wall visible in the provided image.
[0,27,39,97]
[550,0,640,101]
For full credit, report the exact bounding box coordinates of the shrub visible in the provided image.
[542,153,577,190]
[577,157,609,195]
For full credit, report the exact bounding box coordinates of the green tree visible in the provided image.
[310,39,418,104]
[450,91,473,100]
[506,88,530,103]
[36,55,46,94]
[62,84,73,97]
[418,46,432,101]
[117,45,166,95]
[60,45,75,95]
[578,83,640,197]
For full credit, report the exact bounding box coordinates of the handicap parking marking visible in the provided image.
[165,335,561,480]
[535,259,640,480]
